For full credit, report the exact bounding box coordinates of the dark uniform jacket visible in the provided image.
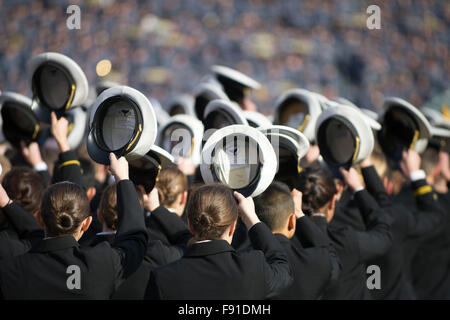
[410,181,450,299]
[145,222,293,300]
[362,166,445,300]
[0,180,148,299]
[274,215,341,300]
[0,202,44,260]
[90,206,190,299]
[312,189,393,300]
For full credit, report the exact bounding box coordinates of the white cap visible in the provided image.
[87,85,157,164]
[28,52,88,112]
[315,104,374,168]
[157,114,204,166]
[167,94,195,117]
[243,111,272,128]
[201,124,277,197]
[379,97,431,155]
[193,81,229,120]
[332,97,381,131]
[203,99,248,133]
[274,88,323,143]
[0,92,38,146]
[212,65,261,90]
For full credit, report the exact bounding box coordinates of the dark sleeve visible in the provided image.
[248,222,293,299]
[361,166,392,208]
[51,150,83,186]
[352,190,393,263]
[144,271,163,300]
[406,179,446,239]
[146,240,185,270]
[36,169,51,187]
[2,202,44,246]
[294,215,330,248]
[293,217,341,289]
[111,180,149,284]
[150,206,192,245]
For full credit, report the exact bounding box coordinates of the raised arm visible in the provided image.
[399,150,445,238]
[50,112,83,186]
[0,183,44,258]
[234,191,293,299]
[291,189,331,247]
[21,141,51,186]
[108,154,148,283]
[360,158,392,208]
[141,186,192,246]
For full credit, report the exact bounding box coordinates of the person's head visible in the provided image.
[98,183,144,232]
[254,181,296,238]
[79,157,97,202]
[155,166,188,217]
[39,182,92,240]
[421,146,448,193]
[298,167,338,222]
[3,167,44,219]
[0,155,12,182]
[421,147,440,183]
[186,183,238,243]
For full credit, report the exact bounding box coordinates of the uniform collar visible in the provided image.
[185,239,235,257]
[30,236,79,253]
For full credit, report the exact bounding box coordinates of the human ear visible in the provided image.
[287,213,296,232]
[228,219,237,237]
[80,216,92,232]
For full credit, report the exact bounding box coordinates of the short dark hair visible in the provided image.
[3,167,44,216]
[421,147,439,177]
[254,181,294,231]
[297,167,337,215]
[40,182,90,237]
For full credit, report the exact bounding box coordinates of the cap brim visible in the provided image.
[86,129,111,165]
[243,111,272,128]
[200,124,277,197]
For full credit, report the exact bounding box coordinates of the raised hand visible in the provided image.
[233,191,260,229]
[400,149,421,179]
[51,112,70,152]
[291,189,304,219]
[108,153,129,181]
[21,141,44,167]
[340,167,364,192]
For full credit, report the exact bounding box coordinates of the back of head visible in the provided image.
[297,167,337,215]
[421,146,439,177]
[254,181,294,232]
[3,167,44,216]
[156,166,187,208]
[98,183,118,231]
[99,183,144,231]
[40,182,90,237]
[186,183,238,241]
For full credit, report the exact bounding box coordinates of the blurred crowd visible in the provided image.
[0,0,448,114]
